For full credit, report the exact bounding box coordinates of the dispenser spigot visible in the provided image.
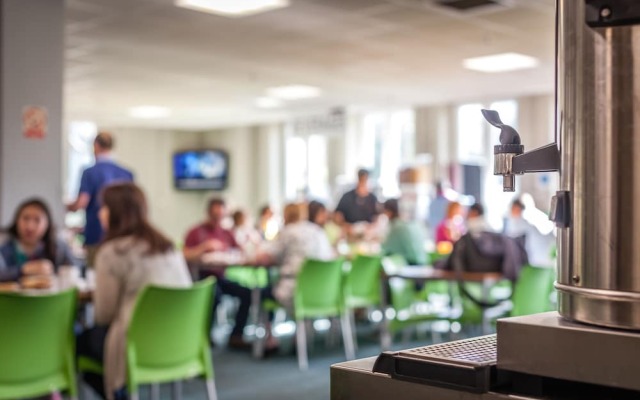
[481,109,561,193]
[481,109,524,192]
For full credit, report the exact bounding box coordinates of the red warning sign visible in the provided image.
[22,106,48,139]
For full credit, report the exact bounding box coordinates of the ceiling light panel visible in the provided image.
[266,85,322,100]
[129,105,172,119]
[175,0,289,17]
[463,52,539,73]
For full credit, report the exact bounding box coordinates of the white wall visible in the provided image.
[112,125,284,242]
[112,129,208,243]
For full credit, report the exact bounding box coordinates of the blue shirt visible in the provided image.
[79,157,134,245]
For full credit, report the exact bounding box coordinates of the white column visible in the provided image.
[1,0,65,224]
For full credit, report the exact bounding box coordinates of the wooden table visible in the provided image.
[379,265,503,349]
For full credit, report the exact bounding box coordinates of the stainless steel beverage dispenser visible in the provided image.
[483,0,640,330]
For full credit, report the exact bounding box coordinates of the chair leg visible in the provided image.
[171,380,182,400]
[340,312,356,360]
[205,378,218,400]
[296,318,309,370]
[150,383,160,400]
[350,310,359,352]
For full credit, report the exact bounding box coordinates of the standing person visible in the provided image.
[77,183,191,400]
[183,198,252,349]
[0,198,77,283]
[67,132,134,266]
[504,197,555,267]
[335,169,379,231]
[381,199,427,265]
[427,181,449,239]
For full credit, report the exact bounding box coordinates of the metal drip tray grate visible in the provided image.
[399,334,497,366]
[373,334,498,393]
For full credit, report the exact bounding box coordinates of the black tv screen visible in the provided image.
[173,150,229,190]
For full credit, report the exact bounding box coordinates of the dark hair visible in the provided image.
[357,168,370,180]
[258,205,271,217]
[207,198,225,212]
[308,200,326,224]
[7,198,57,263]
[383,199,400,219]
[232,210,246,226]
[512,199,525,211]
[94,131,114,150]
[101,183,173,255]
[469,203,485,216]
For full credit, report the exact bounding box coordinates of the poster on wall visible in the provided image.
[22,106,48,139]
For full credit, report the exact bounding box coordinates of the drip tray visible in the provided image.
[372,334,499,393]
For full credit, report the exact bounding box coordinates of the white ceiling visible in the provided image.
[65,0,556,130]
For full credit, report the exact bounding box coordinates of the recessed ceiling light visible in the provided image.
[129,106,172,119]
[266,85,322,100]
[463,52,539,73]
[255,97,283,109]
[175,0,289,17]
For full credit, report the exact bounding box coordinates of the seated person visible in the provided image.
[381,199,427,265]
[442,203,527,282]
[435,201,465,245]
[0,198,77,285]
[183,198,253,349]
[77,183,191,400]
[231,209,262,255]
[261,202,335,307]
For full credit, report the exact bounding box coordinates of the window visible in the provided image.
[65,121,97,227]
[362,110,415,198]
[284,133,329,202]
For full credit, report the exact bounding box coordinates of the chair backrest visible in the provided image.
[127,278,214,368]
[511,265,555,316]
[344,254,382,305]
[0,289,76,398]
[225,266,268,289]
[294,258,345,318]
[381,254,408,275]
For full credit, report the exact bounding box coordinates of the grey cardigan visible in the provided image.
[94,236,191,399]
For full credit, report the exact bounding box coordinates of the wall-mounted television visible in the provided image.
[173,149,229,190]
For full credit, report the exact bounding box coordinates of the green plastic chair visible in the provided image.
[0,289,78,400]
[510,265,556,316]
[79,278,217,400]
[344,254,383,309]
[294,258,354,370]
[225,266,269,289]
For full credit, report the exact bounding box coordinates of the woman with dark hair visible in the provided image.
[0,198,76,283]
[77,182,191,400]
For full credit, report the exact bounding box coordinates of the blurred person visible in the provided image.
[435,201,465,245]
[231,209,262,254]
[76,183,191,400]
[260,203,334,307]
[0,198,77,283]
[183,198,252,349]
[427,181,449,238]
[67,132,134,267]
[257,204,278,240]
[466,203,493,234]
[381,199,427,265]
[335,168,379,229]
[504,196,556,267]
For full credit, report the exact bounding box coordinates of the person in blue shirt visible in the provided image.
[0,198,77,282]
[67,132,133,266]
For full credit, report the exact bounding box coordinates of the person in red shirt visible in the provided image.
[183,198,252,349]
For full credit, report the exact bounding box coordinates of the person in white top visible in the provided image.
[504,196,556,267]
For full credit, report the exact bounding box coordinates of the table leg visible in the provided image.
[251,285,264,359]
[481,279,492,335]
[380,278,392,350]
